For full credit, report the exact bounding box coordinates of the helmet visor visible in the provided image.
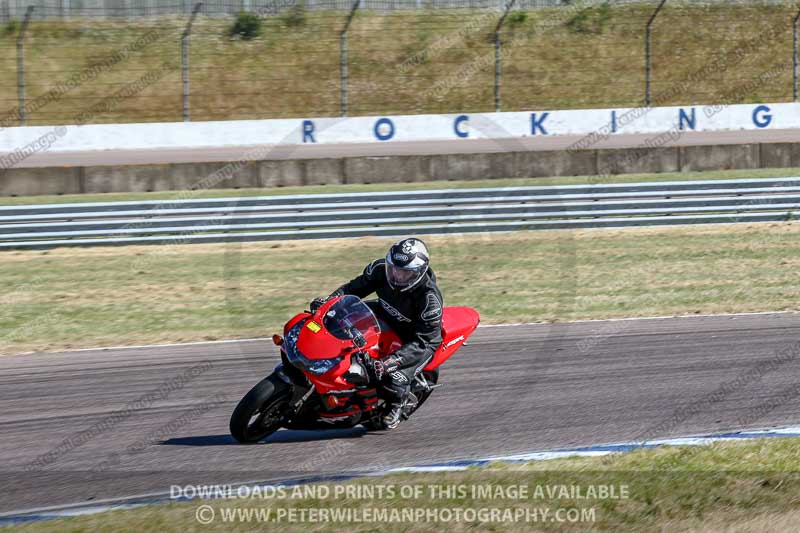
[385,263,422,289]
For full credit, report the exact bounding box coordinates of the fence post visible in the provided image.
[16,6,34,126]
[340,0,361,117]
[794,8,800,102]
[645,0,666,107]
[182,2,202,122]
[494,0,516,113]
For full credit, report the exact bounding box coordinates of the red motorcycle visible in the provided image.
[230,295,479,443]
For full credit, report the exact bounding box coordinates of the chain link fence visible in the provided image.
[1,0,795,20]
[0,0,798,126]
[1,1,583,20]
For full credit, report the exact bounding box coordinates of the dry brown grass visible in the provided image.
[0,3,793,125]
[672,510,800,532]
[2,220,800,354]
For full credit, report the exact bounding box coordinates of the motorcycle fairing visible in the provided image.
[424,306,480,371]
[282,298,478,393]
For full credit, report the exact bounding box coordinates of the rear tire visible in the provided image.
[408,369,439,415]
[230,375,291,444]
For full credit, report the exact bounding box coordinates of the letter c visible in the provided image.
[454,114,469,138]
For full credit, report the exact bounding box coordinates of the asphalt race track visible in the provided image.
[2,312,800,516]
[5,128,799,168]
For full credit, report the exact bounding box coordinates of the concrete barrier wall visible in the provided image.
[2,101,797,196]
[1,102,796,158]
[0,141,793,197]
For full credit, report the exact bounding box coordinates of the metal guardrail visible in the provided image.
[1,177,799,249]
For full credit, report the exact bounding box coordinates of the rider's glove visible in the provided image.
[371,356,400,381]
[309,297,328,313]
[310,290,343,313]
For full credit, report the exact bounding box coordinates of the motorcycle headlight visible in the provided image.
[284,321,343,376]
[303,356,343,376]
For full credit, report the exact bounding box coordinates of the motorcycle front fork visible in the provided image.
[273,363,314,422]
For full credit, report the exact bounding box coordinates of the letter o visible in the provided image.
[374,118,395,141]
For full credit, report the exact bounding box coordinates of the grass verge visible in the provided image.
[11,438,800,532]
[1,167,798,205]
[2,218,800,355]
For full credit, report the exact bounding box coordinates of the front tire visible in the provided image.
[230,375,291,444]
[362,418,385,431]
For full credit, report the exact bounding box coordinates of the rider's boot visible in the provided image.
[380,361,418,430]
[381,402,403,429]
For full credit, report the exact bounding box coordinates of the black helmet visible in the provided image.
[385,238,430,292]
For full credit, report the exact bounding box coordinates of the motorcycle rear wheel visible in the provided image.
[230,374,291,444]
[410,369,439,413]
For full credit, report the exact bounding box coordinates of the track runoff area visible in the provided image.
[3,311,800,529]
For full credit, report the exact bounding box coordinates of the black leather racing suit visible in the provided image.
[328,258,443,405]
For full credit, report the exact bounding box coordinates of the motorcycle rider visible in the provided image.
[311,237,443,430]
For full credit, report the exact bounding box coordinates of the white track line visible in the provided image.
[478,310,799,328]
[65,337,269,353]
[15,310,798,356]
[3,424,800,523]
[385,424,800,472]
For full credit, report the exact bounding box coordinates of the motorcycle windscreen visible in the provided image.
[322,295,381,342]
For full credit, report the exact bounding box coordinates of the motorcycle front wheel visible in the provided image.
[230,374,291,444]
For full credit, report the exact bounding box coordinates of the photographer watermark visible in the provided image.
[176,481,628,524]
[194,505,598,524]
[0,126,67,169]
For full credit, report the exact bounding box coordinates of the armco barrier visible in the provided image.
[1,177,798,249]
